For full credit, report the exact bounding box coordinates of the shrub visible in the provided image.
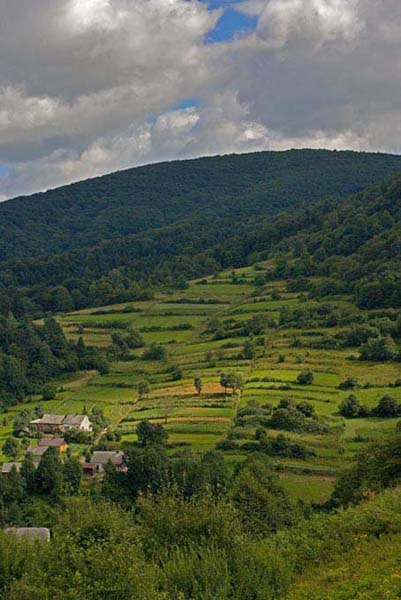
[339,377,361,390]
[339,395,368,418]
[297,370,314,385]
[360,336,398,361]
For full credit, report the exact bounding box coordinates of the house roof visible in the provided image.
[1,462,22,473]
[91,451,124,465]
[27,446,47,457]
[5,527,50,542]
[34,414,65,425]
[63,414,87,426]
[38,438,67,448]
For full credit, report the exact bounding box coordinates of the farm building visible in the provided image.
[84,451,126,474]
[30,414,93,434]
[82,463,102,476]
[26,446,47,463]
[1,462,22,474]
[30,414,65,434]
[5,528,51,542]
[38,438,68,453]
[63,414,93,432]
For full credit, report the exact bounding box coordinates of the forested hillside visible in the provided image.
[2,149,401,262]
[249,173,401,309]
[2,149,401,316]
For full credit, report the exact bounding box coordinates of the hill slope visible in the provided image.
[2,149,401,316]
[3,149,401,263]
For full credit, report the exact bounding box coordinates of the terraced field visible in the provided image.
[5,264,400,502]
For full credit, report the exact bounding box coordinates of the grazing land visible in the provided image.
[5,262,395,503]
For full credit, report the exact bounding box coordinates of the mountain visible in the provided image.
[2,148,401,316]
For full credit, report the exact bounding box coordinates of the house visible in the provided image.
[26,446,48,463]
[38,438,69,453]
[30,414,93,434]
[1,462,22,474]
[30,414,65,434]
[90,451,126,472]
[82,463,102,477]
[63,414,93,432]
[5,527,50,542]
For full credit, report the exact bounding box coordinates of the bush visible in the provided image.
[339,377,361,390]
[339,395,368,418]
[41,383,57,401]
[360,336,399,361]
[142,343,167,361]
[297,370,314,385]
[216,439,239,451]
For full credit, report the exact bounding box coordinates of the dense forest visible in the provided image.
[2,149,401,316]
[252,173,401,309]
[0,316,104,408]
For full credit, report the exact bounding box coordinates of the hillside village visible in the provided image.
[1,413,115,476]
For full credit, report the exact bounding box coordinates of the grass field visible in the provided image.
[4,264,400,504]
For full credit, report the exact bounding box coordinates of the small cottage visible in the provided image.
[88,451,126,473]
[38,438,69,453]
[1,462,22,474]
[5,527,50,542]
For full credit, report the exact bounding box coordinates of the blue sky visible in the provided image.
[202,0,258,43]
[173,1,258,111]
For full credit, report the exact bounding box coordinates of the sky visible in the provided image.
[1,0,401,199]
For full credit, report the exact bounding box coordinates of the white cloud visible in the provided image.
[1,0,401,198]
[241,0,363,47]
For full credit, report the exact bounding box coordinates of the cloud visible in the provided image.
[1,0,401,199]
[1,93,271,198]
[240,0,363,47]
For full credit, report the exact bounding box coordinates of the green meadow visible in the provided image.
[6,264,400,504]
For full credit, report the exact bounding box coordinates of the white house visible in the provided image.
[63,414,93,432]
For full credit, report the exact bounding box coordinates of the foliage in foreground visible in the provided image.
[1,483,401,599]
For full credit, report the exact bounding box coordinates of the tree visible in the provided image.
[125,445,170,496]
[170,365,183,381]
[296,401,315,417]
[35,447,64,499]
[269,408,306,432]
[138,381,150,399]
[297,370,314,385]
[142,343,167,361]
[2,437,20,460]
[230,455,299,535]
[243,338,256,360]
[339,394,367,418]
[374,394,401,418]
[42,383,57,401]
[194,377,203,396]
[63,455,82,495]
[136,420,168,447]
[199,451,229,497]
[125,328,145,349]
[360,336,399,362]
[20,454,36,495]
[339,377,361,390]
[34,402,44,419]
[220,373,229,395]
[227,373,244,395]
